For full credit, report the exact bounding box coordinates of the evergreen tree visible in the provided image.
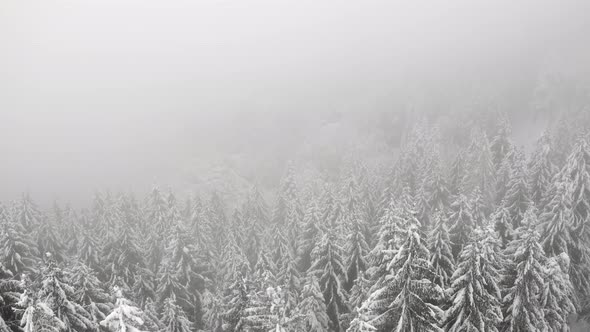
[298,199,323,273]
[14,193,42,232]
[501,149,532,231]
[299,277,330,332]
[160,298,193,332]
[528,131,558,206]
[344,207,369,292]
[0,263,22,332]
[444,229,503,332]
[364,226,442,332]
[309,232,349,332]
[69,263,113,329]
[103,214,145,288]
[36,256,95,331]
[100,287,145,332]
[448,194,475,258]
[0,216,38,276]
[490,113,513,171]
[503,212,548,332]
[538,181,574,259]
[428,211,454,290]
[558,135,590,297]
[542,253,577,332]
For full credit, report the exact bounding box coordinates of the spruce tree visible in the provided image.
[428,211,454,290]
[503,212,548,332]
[0,263,22,332]
[36,256,95,331]
[299,277,330,332]
[528,131,557,206]
[542,253,577,331]
[558,135,590,297]
[0,216,38,276]
[445,229,503,332]
[160,298,193,332]
[364,225,442,332]
[69,263,113,329]
[501,149,532,231]
[309,232,349,332]
[448,194,475,258]
[100,287,145,332]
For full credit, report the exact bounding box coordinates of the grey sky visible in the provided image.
[1,0,589,205]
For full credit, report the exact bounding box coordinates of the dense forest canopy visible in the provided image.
[1,108,590,331]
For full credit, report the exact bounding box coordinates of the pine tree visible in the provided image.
[14,193,42,232]
[299,277,330,332]
[69,263,113,329]
[309,232,349,332]
[501,149,532,231]
[20,300,66,332]
[160,298,193,332]
[0,263,22,332]
[221,273,249,331]
[558,135,590,297]
[131,267,156,310]
[36,218,66,264]
[0,216,38,276]
[538,181,574,258]
[298,199,323,273]
[344,208,369,292]
[542,253,577,332]
[364,225,442,332]
[503,212,548,332]
[448,194,475,258]
[491,206,513,247]
[444,229,503,332]
[103,213,145,288]
[528,131,558,207]
[36,257,95,331]
[428,211,454,290]
[490,113,513,171]
[77,228,103,275]
[100,287,146,332]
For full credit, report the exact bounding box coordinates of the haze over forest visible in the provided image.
[2,0,590,206]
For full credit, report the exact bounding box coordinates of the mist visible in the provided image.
[1,0,590,205]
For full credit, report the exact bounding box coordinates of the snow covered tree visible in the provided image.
[221,273,249,331]
[428,211,454,291]
[100,287,145,332]
[448,194,475,258]
[538,181,574,258]
[344,207,369,292]
[491,206,513,247]
[299,276,330,332]
[14,193,43,232]
[309,232,349,332]
[0,263,21,332]
[103,214,145,288]
[20,300,66,332]
[542,253,577,332]
[77,228,102,275]
[528,131,558,206]
[364,225,443,332]
[69,263,113,329]
[0,217,38,276]
[36,257,95,331]
[500,149,532,230]
[36,218,66,264]
[298,199,323,273]
[444,229,503,332]
[160,298,193,332]
[557,135,590,297]
[490,113,513,171]
[502,212,548,332]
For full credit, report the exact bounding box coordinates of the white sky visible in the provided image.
[1,0,589,205]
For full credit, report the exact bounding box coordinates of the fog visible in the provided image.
[1,0,590,205]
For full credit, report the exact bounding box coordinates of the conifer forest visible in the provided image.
[1,110,590,332]
[4,1,590,331]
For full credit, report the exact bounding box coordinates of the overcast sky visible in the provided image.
[1,0,589,206]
